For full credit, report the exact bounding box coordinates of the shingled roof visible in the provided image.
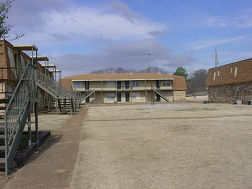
[60,73,187,91]
[206,58,252,87]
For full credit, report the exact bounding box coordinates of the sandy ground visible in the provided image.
[71,103,252,189]
[0,112,73,188]
[2,109,85,189]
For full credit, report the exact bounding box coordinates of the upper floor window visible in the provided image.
[20,55,25,67]
[73,81,83,88]
[234,65,238,77]
[213,71,216,80]
[217,70,220,76]
[230,67,233,73]
[106,81,115,88]
[162,80,171,86]
[132,80,139,87]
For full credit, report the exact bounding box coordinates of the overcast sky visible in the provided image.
[6,0,252,77]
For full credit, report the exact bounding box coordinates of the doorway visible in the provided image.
[125,92,130,102]
[117,93,121,102]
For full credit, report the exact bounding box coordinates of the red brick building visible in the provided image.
[206,58,252,104]
[0,39,55,111]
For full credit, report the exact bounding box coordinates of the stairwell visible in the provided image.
[153,89,169,102]
[0,63,37,175]
[37,71,75,114]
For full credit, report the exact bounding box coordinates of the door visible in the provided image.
[117,81,121,89]
[125,81,130,89]
[125,93,130,102]
[156,80,160,89]
[85,81,89,90]
[156,93,161,102]
[117,93,121,102]
[86,96,90,103]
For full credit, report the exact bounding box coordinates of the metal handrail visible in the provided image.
[37,70,71,98]
[4,63,36,175]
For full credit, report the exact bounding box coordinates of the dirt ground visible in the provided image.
[71,103,252,189]
[1,102,252,188]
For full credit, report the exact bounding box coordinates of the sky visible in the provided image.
[5,0,252,77]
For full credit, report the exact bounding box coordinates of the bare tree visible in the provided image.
[89,67,168,74]
[0,0,23,40]
[187,69,207,94]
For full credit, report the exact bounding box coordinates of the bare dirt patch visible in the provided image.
[72,103,252,189]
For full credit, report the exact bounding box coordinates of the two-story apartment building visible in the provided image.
[0,39,56,111]
[60,73,187,103]
[206,58,252,104]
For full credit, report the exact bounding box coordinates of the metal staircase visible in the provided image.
[153,89,169,102]
[81,90,95,103]
[0,63,36,175]
[37,71,74,114]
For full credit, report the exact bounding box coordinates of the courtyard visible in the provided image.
[2,102,252,188]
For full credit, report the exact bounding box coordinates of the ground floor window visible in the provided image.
[132,92,140,99]
[106,93,115,100]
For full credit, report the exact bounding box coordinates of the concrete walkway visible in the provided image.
[3,108,87,189]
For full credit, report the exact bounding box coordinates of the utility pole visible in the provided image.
[214,49,218,67]
[147,52,151,72]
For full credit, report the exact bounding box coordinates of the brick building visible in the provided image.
[206,58,252,104]
[0,39,55,111]
[60,73,187,103]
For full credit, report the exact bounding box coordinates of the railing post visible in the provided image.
[35,101,39,148]
[28,104,31,148]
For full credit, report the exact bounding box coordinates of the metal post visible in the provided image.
[28,104,31,148]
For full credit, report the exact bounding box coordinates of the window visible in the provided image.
[213,71,216,80]
[234,65,238,77]
[217,70,220,76]
[162,80,171,86]
[230,67,233,73]
[73,81,83,88]
[132,92,140,99]
[106,81,115,88]
[132,80,139,87]
[7,47,17,77]
[20,55,25,67]
[106,93,115,100]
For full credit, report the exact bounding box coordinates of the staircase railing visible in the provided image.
[153,89,169,102]
[81,90,95,102]
[37,70,71,98]
[4,63,36,175]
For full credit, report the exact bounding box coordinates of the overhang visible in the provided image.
[13,44,38,51]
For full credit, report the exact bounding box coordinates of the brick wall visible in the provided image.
[208,82,252,104]
[173,91,186,101]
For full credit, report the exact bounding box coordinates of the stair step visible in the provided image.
[0,146,5,150]
[0,158,5,163]
[0,107,6,110]
[0,99,10,104]
[0,135,5,139]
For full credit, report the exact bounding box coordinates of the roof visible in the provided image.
[31,56,49,61]
[60,73,187,91]
[49,70,61,73]
[206,58,252,87]
[41,64,56,68]
[13,44,38,51]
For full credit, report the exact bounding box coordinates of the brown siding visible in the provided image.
[206,58,252,87]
